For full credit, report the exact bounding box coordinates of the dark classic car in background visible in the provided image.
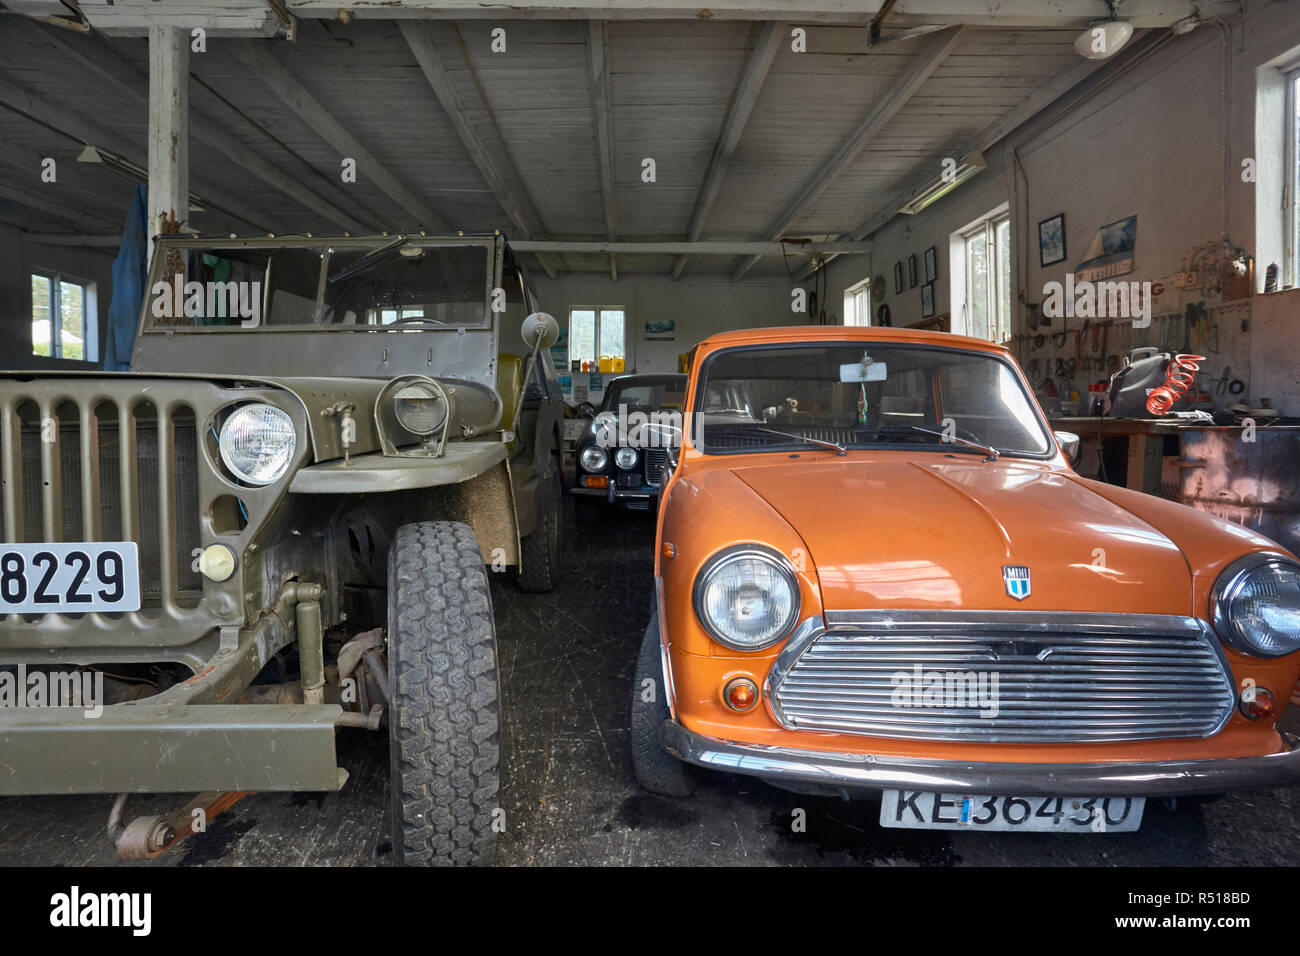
[571,374,685,521]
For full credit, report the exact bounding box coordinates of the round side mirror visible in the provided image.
[521,312,559,351]
[1054,430,1081,465]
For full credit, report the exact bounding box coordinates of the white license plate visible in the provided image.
[0,542,141,614]
[880,790,1145,833]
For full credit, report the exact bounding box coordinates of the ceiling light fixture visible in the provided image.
[898,152,986,216]
[1074,1,1134,59]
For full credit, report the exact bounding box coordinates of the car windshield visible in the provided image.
[693,342,1052,458]
[603,376,686,411]
[142,241,491,331]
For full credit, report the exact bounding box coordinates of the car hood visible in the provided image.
[731,456,1193,615]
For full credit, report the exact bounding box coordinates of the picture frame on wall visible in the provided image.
[893,261,904,294]
[907,254,918,289]
[1038,213,1067,267]
[924,246,937,283]
[921,282,935,318]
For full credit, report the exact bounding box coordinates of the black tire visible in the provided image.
[630,610,698,797]
[574,496,602,526]
[387,521,500,866]
[517,457,561,593]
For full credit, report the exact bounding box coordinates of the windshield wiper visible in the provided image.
[327,235,410,284]
[910,425,1000,461]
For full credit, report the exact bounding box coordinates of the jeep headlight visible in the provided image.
[693,545,800,650]
[218,403,296,486]
[579,445,608,472]
[393,382,446,436]
[1212,553,1300,657]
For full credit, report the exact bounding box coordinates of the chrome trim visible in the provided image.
[691,543,801,651]
[663,722,1300,798]
[1211,552,1300,658]
[767,610,1237,744]
[762,614,826,723]
[654,576,676,721]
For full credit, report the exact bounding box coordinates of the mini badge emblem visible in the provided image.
[1003,565,1031,601]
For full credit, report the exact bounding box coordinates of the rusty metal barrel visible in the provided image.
[1178,426,1300,556]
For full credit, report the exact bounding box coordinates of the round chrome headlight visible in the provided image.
[393,382,446,436]
[1212,553,1300,658]
[580,445,608,473]
[693,545,800,650]
[615,447,638,470]
[218,403,296,486]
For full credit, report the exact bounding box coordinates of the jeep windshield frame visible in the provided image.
[138,234,496,334]
[690,340,1056,461]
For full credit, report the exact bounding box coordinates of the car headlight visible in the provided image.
[579,445,608,472]
[1211,553,1300,657]
[218,403,296,486]
[693,545,800,650]
[615,447,638,470]
[393,381,446,436]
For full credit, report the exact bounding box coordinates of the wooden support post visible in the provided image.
[147,25,188,262]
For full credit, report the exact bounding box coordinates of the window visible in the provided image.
[31,272,95,362]
[568,307,625,371]
[843,278,871,327]
[1286,65,1300,287]
[961,213,1011,343]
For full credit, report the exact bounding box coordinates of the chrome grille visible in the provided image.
[768,611,1237,743]
[644,449,667,486]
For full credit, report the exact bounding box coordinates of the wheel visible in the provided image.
[574,496,602,526]
[630,609,698,797]
[387,521,500,866]
[517,456,562,593]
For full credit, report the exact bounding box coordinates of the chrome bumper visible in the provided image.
[663,722,1300,797]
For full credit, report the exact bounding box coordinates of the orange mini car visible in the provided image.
[630,326,1300,834]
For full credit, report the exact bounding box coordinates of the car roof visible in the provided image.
[694,325,1010,356]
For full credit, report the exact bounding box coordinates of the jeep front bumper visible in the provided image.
[0,703,346,794]
[663,721,1300,797]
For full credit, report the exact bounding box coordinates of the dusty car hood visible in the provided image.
[731,456,1193,615]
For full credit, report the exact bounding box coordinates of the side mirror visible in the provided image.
[521,312,559,351]
[1055,430,1081,465]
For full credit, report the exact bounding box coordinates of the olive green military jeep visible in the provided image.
[0,233,564,865]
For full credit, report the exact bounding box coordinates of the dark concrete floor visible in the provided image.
[2,503,1300,866]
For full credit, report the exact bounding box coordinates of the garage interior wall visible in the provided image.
[535,273,799,374]
[817,0,1300,414]
[1,226,115,371]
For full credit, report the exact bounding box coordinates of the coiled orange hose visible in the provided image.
[1145,354,1205,415]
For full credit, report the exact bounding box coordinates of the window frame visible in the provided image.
[30,270,96,363]
[1284,64,1299,289]
[566,305,627,370]
[960,211,1012,343]
[843,277,872,327]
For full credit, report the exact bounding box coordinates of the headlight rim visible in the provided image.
[692,542,801,651]
[217,401,297,487]
[1211,551,1300,658]
[615,447,639,470]
[579,444,609,473]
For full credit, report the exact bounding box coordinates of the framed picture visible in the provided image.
[1038,213,1066,267]
[921,282,935,318]
[907,254,918,289]
[893,261,904,294]
[924,246,937,283]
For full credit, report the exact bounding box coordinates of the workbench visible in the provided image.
[1049,416,1184,497]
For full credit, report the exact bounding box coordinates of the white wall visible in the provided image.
[824,2,1300,412]
[534,272,801,375]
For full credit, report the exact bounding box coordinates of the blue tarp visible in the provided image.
[103,184,147,371]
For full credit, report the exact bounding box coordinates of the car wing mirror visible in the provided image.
[1055,430,1081,465]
